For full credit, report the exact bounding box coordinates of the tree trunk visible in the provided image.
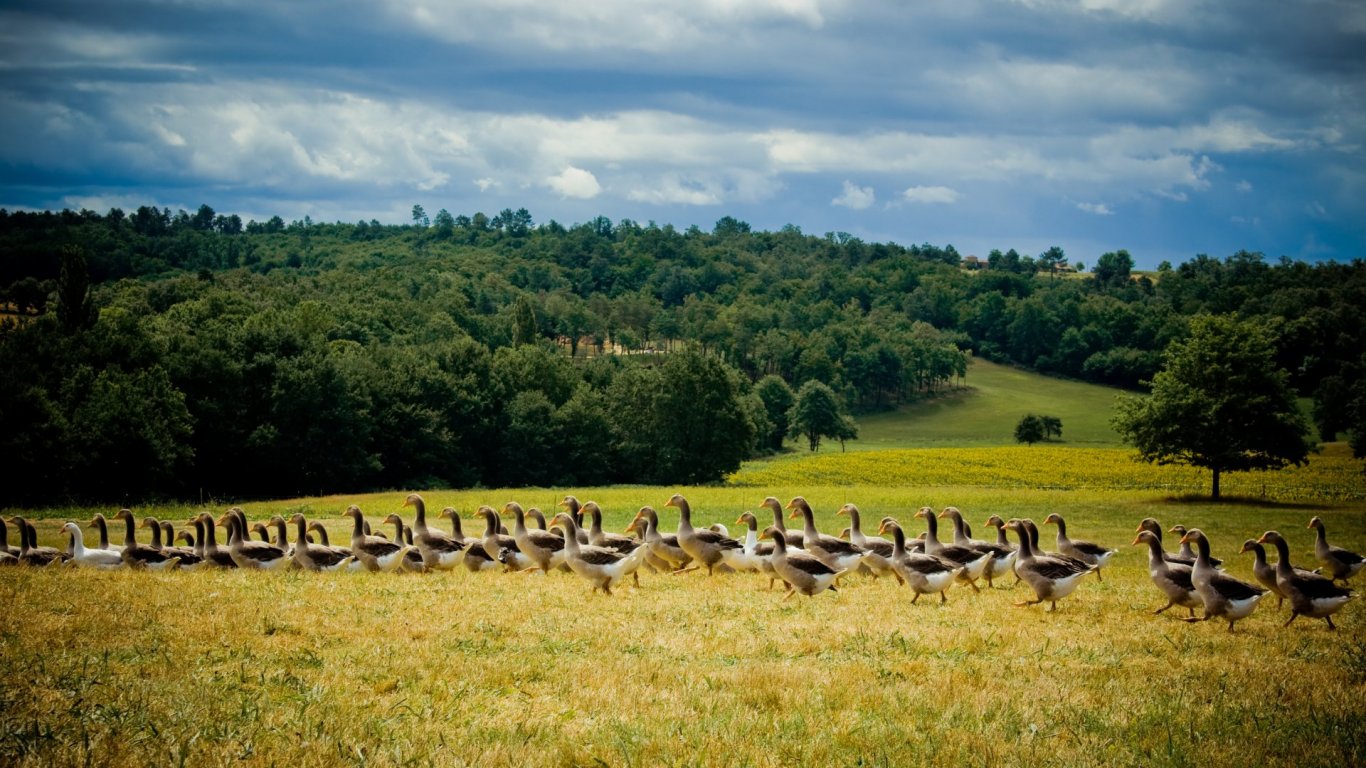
[1211,466,1221,499]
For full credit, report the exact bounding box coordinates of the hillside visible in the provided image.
[849,357,1126,449]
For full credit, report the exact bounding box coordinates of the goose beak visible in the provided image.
[1256,533,1269,544]
[1178,533,1192,546]
[734,515,746,525]
[1131,535,1142,546]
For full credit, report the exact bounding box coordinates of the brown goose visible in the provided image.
[1135,518,1195,567]
[1240,539,1302,610]
[111,510,179,570]
[12,518,68,566]
[1134,530,1199,618]
[982,515,1020,587]
[250,522,272,543]
[144,516,203,569]
[1308,517,1364,583]
[86,513,122,553]
[837,504,899,582]
[192,512,239,568]
[632,506,690,571]
[1179,529,1264,632]
[218,510,290,571]
[342,506,410,573]
[551,512,649,595]
[759,526,842,600]
[667,494,744,575]
[439,508,498,572]
[1258,530,1355,630]
[915,507,989,590]
[878,520,961,603]
[401,493,466,570]
[1168,525,1222,568]
[759,496,804,548]
[581,502,641,555]
[501,501,567,573]
[383,515,427,573]
[556,496,592,544]
[290,514,356,572]
[787,497,864,573]
[941,507,1015,587]
[1043,513,1115,580]
[476,506,534,571]
[1005,519,1093,611]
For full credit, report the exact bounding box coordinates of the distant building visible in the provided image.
[962,255,984,270]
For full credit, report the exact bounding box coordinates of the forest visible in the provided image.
[1,204,1364,504]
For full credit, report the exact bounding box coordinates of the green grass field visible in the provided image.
[851,357,1128,449]
[4,363,1365,767]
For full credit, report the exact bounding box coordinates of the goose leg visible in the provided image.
[1154,601,1173,615]
[601,580,614,596]
[911,593,920,605]
[1283,612,1299,628]
[939,591,948,604]
[781,589,796,603]
[1094,569,1103,582]
[1326,616,1337,631]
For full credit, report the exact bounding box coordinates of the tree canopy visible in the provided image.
[1111,314,1314,498]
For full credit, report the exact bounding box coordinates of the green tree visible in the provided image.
[57,244,97,334]
[755,375,795,451]
[1040,415,1063,440]
[1112,315,1313,498]
[1039,246,1066,278]
[788,380,857,452]
[411,204,429,228]
[1093,249,1134,288]
[433,208,455,239]
[511,296,539,346]
[1014,414,1045,445]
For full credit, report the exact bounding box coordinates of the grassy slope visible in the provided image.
[851,357,1126,449]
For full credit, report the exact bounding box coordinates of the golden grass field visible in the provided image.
[3,448,1365,766]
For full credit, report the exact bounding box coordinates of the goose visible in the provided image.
[250,522,272,543]
[1135,518,1196,567]
[110,510,179,570]
[1133,530,1199,618]
[556,496,592,544]
[343,506,411,573]
[0,517,20,558]
[1240,539,1299,610]
[143,516,204,569]
[760,496,804,548]
[289,514,355,572]
[1043,513,1116,580]
[1005,519,1093,611]
[915,507,989,590]
[11,518,68,566]
[726,512,770,574]
[401,493,467,571]
[61,522,122,569]
[1258,531,1355,630]
[878,520,961,603]
[501,502,568,573]
[475,506,535,571]
[218,511,291,571]
[175,531,195,549]
[632,507,691,571]
[941,507,1015,587]
[880,518,927,554]
[382,515,427,573]
[982,515,1019,588]
[192,512,239,568]
[1168,525,1222,568]
[551,512,649,595]
[434,508,496,572]
[87,513,123,553]
[759,527,842,600]
[265,516,295,556]
[1308,517,1364,583]
[1178,529,1264,632]
[667,494,745,575]
[837,504,900,583]
[580,502,641,556]
[307,521,335,547]
[786,497,864,574]
[1022,519,1090,571]
[625,515,674,574]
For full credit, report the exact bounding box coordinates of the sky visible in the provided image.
[1,0,1363,269]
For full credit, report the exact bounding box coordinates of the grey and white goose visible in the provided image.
[878,520,961,603]
[581,502,641,555]
[439,508,498,572]
[668,494,745,575]
[342,506,410,573]
[1135,518,1195,567]
[11,518,68,566]
[915,507,990,590]
[1133,530,1199,618]
[111,510,179,570]
[759,526,842,601]
[941,507,1015,587]
[218,509,290,571]
[1044,513,1115,580]
[787,497,864,574]
[1258,530,1355,630]
[192,512,239,568]
[1168,525,1222,568]
[144,516,204,569]
[760,496,804,548]
[289,513,355,572]
[501,501,567,573]
[86,513,123,554]
[1005,519,1094,611]
[0,517,21,558]
[551,512,649,595]
[837,504,900,583]
[556,496,592,544]
[476,506,535,571]
[1308,517,1364,583]
[632,506,691,571]
[402,493,466,571]
[1178,529,1264,632]
[382,515,427,573]
[982,515,1019,587]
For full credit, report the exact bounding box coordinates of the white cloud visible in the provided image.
[474,177,496,192]
[545,166,602,199]
[1236,179,1253,192]
[901,185,959,204]
[1077,201,1114,215]
[832,180,874,209]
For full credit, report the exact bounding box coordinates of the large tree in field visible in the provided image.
[788,380,858,452]
[1111,314,1313,498]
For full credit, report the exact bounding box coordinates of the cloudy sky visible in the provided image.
[1,0,1362,268]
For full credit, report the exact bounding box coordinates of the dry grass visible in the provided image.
[4,482,1365,766]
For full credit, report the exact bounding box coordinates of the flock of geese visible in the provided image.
[4,494,1360,631]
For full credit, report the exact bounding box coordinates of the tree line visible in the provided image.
[1,205,1363,503]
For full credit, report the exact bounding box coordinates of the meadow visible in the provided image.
[3,362,1364,767]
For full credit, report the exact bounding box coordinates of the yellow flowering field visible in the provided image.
[729,443,1366,502]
